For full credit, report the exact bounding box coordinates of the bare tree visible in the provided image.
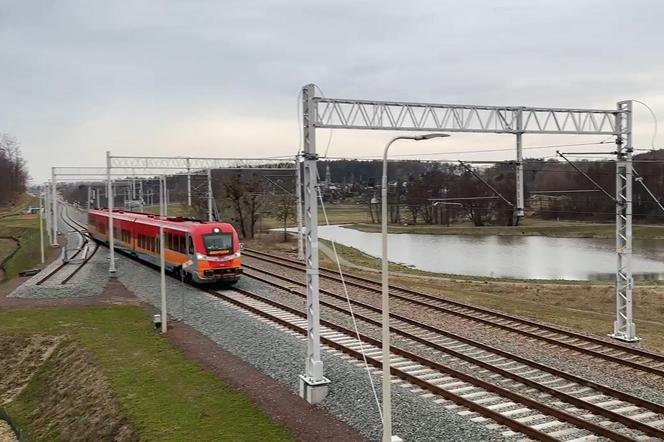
[273,193,295,241]
[218,172,266,239]
[0,134,28,206]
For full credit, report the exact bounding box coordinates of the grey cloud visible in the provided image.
[0,0,662,181]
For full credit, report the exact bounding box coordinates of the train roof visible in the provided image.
[88,209,236,233]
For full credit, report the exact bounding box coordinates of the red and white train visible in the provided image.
[87,209,242,284]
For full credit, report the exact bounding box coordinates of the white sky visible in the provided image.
[1,0,663,182]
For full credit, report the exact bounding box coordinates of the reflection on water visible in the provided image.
[311,225,664,281]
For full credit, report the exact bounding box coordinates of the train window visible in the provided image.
[202,233,233,255]
[188,237,194,255]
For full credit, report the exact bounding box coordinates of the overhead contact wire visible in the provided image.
[316,174,383,423]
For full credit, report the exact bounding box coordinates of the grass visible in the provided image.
[143,203,200,218]
[0,306,294,442]
[349,218,664,240]
[0,197,50,280]
[260,204,372,231]
[0,194,33,218]
[315,239,664,353]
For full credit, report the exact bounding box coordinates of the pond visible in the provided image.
[310,225,664,281]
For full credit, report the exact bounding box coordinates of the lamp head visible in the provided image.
[415,133,450,141]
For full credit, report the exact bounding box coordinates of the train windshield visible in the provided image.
[203,233,233,255]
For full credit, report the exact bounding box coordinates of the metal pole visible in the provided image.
[515,108,525,222]
[39,187,45,263]
[45,185,52,244]
[381,139,395,442]
[207,169,213,222]
[296,153,304,260]
[159,175,168,333]
[298,84,329,404]
[107,151,117,274]
[187,158,192,206]
[611,101,638,341]
[139,180,144,212]
[381,134,447,442]
[51,168,57,246]
[164,177,169,216]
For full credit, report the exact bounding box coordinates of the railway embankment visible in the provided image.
[0,334,135,441]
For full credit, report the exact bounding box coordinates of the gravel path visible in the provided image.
[115,253,506,441]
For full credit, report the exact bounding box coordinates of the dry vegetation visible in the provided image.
[1,334,135,442]
[247,233,664,354]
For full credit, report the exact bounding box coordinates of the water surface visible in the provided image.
[311,225,664,281]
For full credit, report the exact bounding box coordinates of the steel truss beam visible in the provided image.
[109,156,295,170]
[314,98,622,135]
[300,83,635,411]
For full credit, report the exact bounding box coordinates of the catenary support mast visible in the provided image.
[187,158,192,206]
[515,108,525,222]
[298,84,330,404]
[207,169,213,222]
[51,168,57,246]
[612,101,638,341]
[106,151,117,274]
[296,153,304,260]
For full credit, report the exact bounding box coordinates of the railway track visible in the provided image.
[242,248,664,379]
[36,205,98,285]
[44,210,664,439]
[213,285,662,441]
[238,264,664,440]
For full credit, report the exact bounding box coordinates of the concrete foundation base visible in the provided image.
[609,332,641,343]
[299,375,330,404]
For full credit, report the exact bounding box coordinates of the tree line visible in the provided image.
[0,134,28,206]
[347,151,664,226]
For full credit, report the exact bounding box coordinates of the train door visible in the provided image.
[184,233,197,282]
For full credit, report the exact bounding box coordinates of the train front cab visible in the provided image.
[186,226,241,284]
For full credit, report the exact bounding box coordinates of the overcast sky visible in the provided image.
[1,0,663,182]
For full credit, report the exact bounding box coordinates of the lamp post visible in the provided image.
[381,133,449,442]
[39,186,45,264]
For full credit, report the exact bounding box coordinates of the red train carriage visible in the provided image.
[87,209,241,284]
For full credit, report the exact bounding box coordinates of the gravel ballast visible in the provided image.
[10,208,109,299]
[115,253,506,441]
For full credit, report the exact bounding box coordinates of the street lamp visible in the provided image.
[381,133,450,442]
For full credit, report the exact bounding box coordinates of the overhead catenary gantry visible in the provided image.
[105,154,299,275]
[299,82,635,416]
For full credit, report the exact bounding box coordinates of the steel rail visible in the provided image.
[242,267,664,439]
[215,286,632,441]
[35,207,89,285]
[243,249,664,376]
[59,207,99,285]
